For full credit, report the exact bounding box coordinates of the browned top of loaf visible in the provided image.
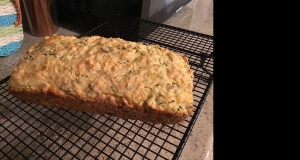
[8,35,194,115]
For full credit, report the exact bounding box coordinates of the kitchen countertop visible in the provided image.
[0,0,213,159]
[165,1,214,160]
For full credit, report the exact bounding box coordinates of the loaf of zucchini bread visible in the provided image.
[8,35,194,124]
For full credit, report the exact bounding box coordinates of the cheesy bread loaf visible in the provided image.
[8,35,194,124]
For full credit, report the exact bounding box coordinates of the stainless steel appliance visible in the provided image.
[141,0,191,23]
[52,0,191,32]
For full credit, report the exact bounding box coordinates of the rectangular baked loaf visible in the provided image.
[8,35,194,124]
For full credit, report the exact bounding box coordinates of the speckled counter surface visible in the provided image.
[164,1,214,160]
[0,0,213,159]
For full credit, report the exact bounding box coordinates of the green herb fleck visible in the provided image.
[75,42,86,46]
[43,53,55,56]
[24,55,34,61]
[69,68,73,74]
[177,106,182,111]
[128,70,136,75]
[157,102,165,105]
[168,100,175,103]
[22,83,31,88]
[87,84,92,92]
[110,86,117,94]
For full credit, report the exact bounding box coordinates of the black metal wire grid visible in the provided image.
[0,15,213,160]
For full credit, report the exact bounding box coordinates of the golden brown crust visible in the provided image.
[8,35,194,124]
[10,90,190,124]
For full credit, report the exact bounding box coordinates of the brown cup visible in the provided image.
[22,0,59,36]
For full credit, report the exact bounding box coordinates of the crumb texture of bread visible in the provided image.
[8,35,194,124]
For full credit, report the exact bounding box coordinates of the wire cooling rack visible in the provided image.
[0,15,213,160]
